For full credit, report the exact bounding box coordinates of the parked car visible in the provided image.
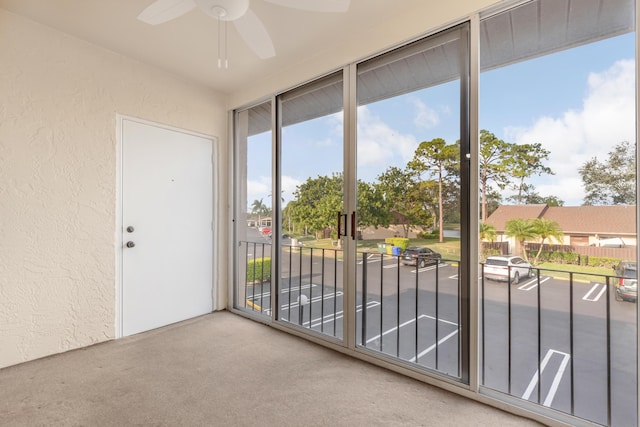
[613,261,637,302]
[401,246,442,269]
[483,255,532,284]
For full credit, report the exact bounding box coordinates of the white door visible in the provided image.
[121,118,214,336]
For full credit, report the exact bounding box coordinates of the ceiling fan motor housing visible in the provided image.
[194,0,249,20]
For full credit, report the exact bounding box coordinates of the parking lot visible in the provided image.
[243,247,638,426]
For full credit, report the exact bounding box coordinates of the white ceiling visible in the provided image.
[0,0,415,94]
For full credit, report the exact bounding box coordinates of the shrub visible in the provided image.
[384,237,410,251]
[587,256,619,269]
[417,229,439,239]
[481,248,499,260]
[246,257,271,283]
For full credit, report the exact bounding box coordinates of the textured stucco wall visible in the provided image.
[0,9,228,368]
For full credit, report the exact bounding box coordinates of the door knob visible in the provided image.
[126,241,135,248]
[126,226,135,233]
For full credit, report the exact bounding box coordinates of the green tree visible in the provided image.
[505,218,536,261]
[531,218,564,265]
[410,138,459,243]
[376,166,432,238]
[357,180,391,230]
[579,141,636,205]
[479,222,497,242]
[479,130,512,221]
[290,174,343,238]
[509,143,554,204]
[484,189,503,218]
[506,184,564,206]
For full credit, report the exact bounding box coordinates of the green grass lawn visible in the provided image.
[285,237,617,281]
[535,262,614,282]
[288,237,462,261]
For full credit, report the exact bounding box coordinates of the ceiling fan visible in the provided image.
[137,0,351,62]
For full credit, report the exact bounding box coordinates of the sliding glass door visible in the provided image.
[354,24,470,381]
[275,72,346,341]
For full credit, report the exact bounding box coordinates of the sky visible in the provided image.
[245,32,636,210]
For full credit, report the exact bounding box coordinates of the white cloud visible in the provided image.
[246,177,271,207]
[281,175,302,202]
[412,99,440,129]
[356,105,419,168]
[247,175,302,207]
[503,59,635,205]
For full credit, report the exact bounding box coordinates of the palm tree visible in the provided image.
[479,222,497,242]
[251,198,267,226]
[531,218,564,264]
[505,218,536,261]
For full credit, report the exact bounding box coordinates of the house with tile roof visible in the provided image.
[484,204,637,253]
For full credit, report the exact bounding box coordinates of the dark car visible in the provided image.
[401,246,442,268]
[613,261,637,302]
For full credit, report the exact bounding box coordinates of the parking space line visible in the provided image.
[411,263,449,274]
[247,283,318,300]
[357,254,385,264]
[517,277,550,291]
[582,283,607,302]
[408,328,459,362]
[365,314,458,344]
[522,349,571,407]
[302,300,381,328]
[280,291,343,310]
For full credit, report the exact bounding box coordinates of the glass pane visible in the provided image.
[480,1,637,425]
[277,72,344,340]
[234,101,273,318]
[355,24,468,380]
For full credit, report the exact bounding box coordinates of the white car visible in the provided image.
[483,255,532,284]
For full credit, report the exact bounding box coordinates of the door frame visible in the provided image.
[115,114,218,338]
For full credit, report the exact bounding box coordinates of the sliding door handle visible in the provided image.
[350,211,356,240]
[337,211,347,238]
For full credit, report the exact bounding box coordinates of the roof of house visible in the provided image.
[543,206,636,235]
[484,204,548,231]
[485,204,636,235]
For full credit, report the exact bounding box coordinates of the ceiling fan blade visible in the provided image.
[137,0,197,25]
[233,9,276,59]
[264,0,350,13]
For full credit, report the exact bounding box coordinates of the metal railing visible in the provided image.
[480,264,638,427]
[235,244,637,426]
[237,240,272,316]
[357,252,461,379]
[278,246,343,339]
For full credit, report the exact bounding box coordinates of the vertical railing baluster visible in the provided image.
[435,258,440,371]
[333,251,337,337]
[537,268,541,405]
[605,275,611,427]
[309,248,313,329]
[481,263,485,385]
[244,242,249,309]
[569,272,575,415]
[321,249,325,333]
[457,259,461,378]
[508,265,512,395]
[380,253,384,352]
[396,255,401,358]
[252,242,257,311]
[362,252,368,346]
[288,243,292,321]
[298,245,303,325]
[415,252,419,364]
[260,243,265,312]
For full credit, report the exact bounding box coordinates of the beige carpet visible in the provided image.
[0,311,543,426]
